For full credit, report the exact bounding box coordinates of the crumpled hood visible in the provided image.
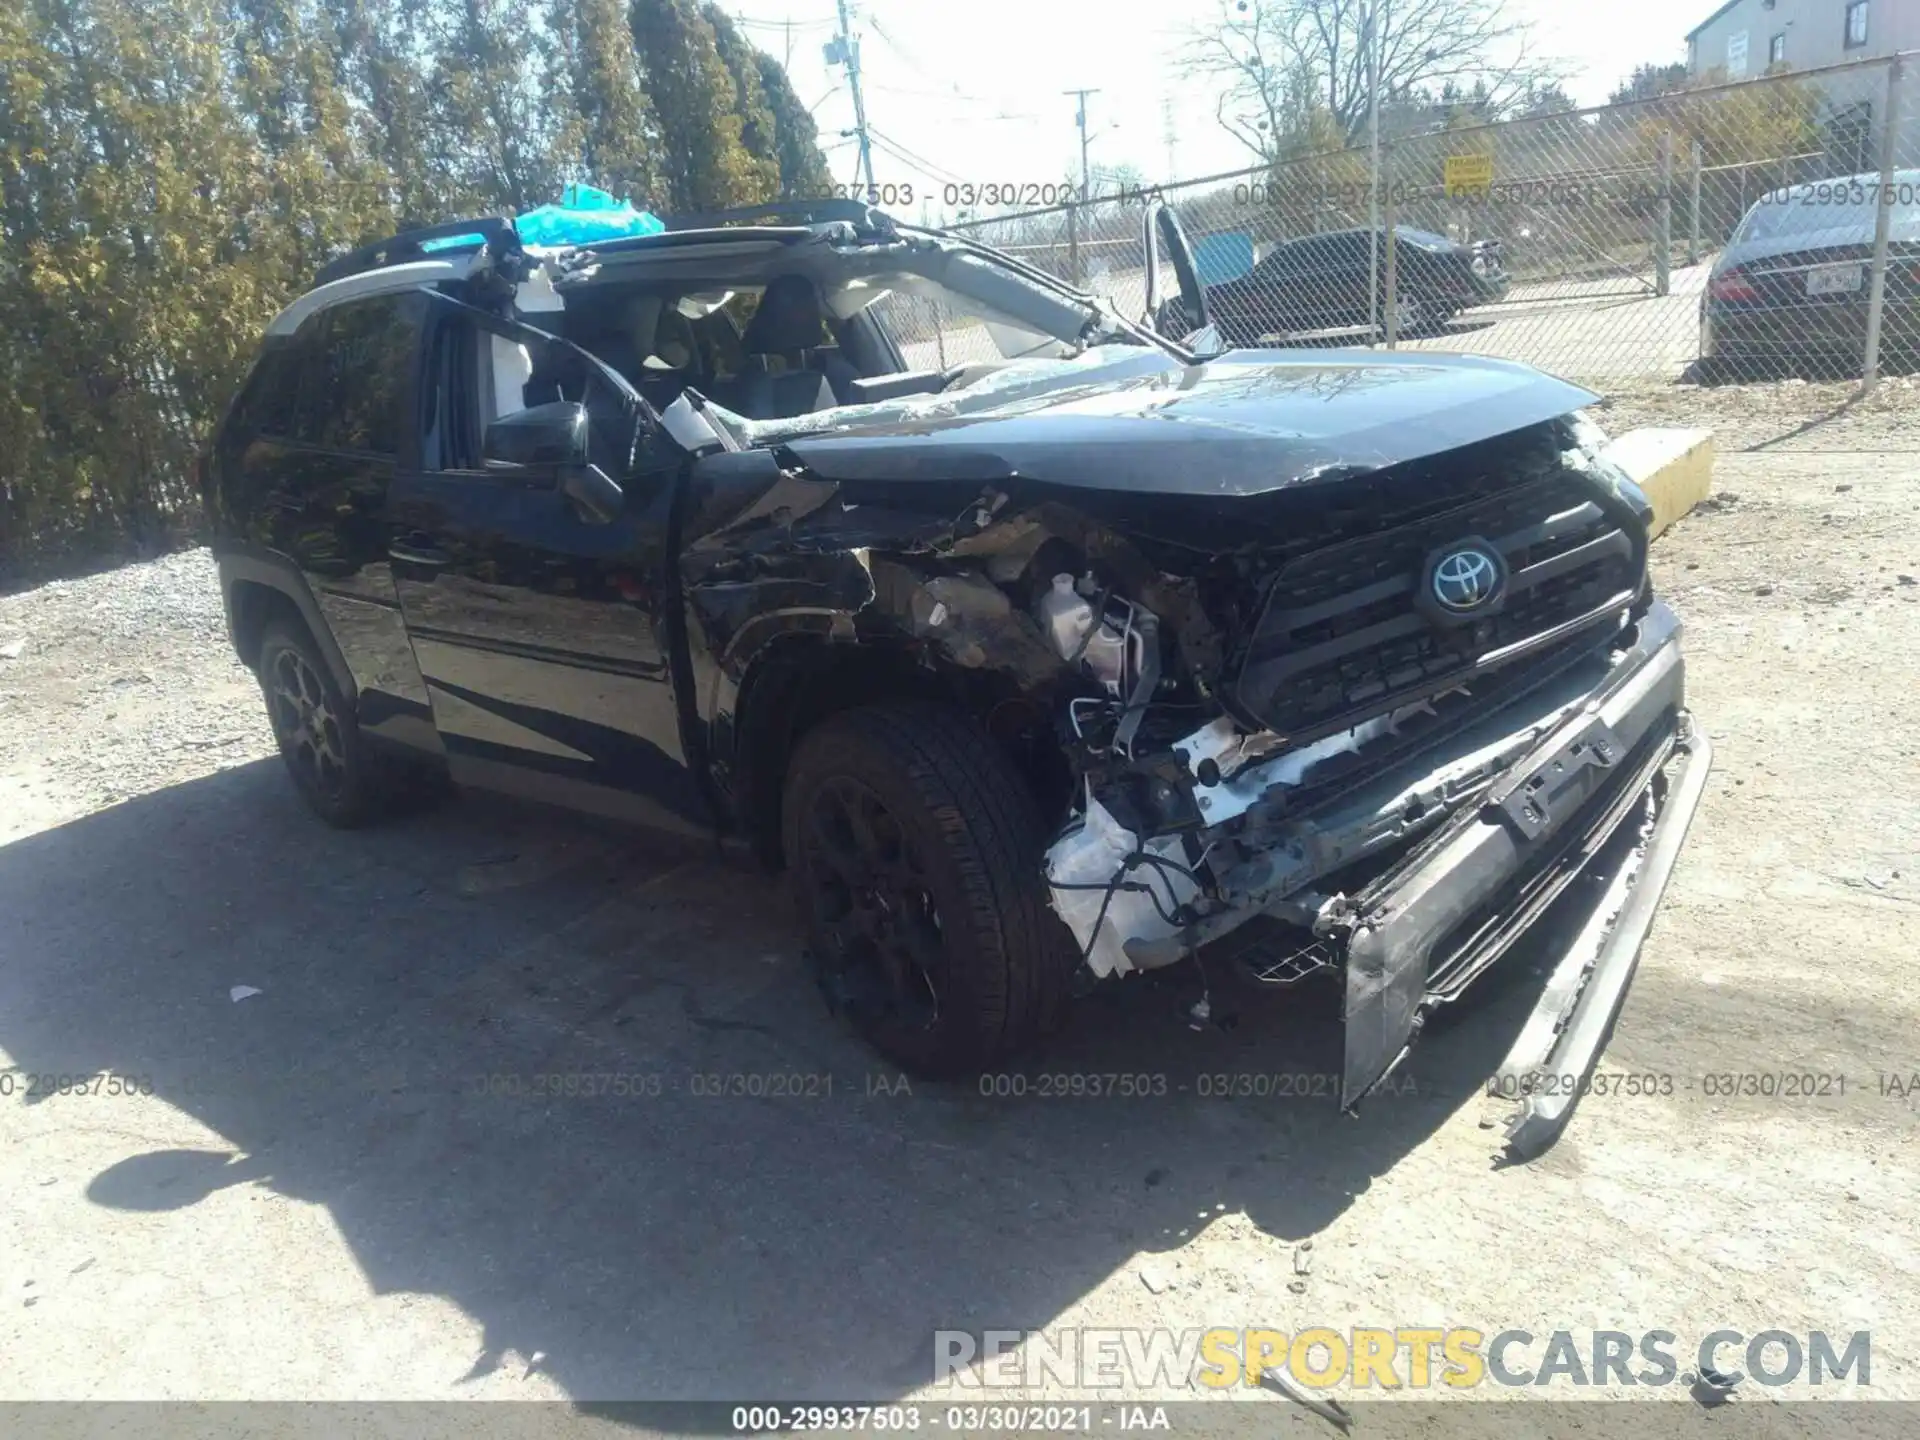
[767,347,1598,497]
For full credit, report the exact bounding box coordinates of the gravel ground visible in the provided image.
[0,550,266,843]
[1,389,1917,1413]
[1599,374,1920,454]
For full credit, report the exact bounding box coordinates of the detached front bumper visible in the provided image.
[1337,601,1709,1136]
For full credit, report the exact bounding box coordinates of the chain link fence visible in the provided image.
[939,54,1917,415]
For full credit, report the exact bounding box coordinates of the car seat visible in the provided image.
[713,274,856,418]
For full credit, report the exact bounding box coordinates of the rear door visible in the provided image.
[386,294,711,835]
[215,293,441,752]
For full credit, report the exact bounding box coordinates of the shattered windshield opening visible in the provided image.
[547,224,1172,427]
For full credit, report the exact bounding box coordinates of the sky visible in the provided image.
[724,0,1695,219]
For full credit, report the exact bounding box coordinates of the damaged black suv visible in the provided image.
[205,200,1710,1151]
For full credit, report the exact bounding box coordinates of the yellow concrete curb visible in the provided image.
[1601,427,1716,540]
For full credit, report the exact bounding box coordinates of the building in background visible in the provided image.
[1687,0,1918,79]
[1685,0,1919,173]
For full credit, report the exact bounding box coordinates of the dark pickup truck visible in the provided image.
[204,201,1709,1154]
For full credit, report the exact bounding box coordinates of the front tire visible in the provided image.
[782,701,1073,1076]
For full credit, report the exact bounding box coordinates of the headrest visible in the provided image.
[643,340,692,371]
[742,274,826,355]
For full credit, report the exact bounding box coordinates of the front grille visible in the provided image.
[1231,472,1641,741]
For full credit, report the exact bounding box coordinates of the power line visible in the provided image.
[867,136,964,189]
[863,17,942,85]
[865,78,1034,111]
[865,17,1039,121]
[866,82,1038,121]
[730,13,836,31]
[865,127,968,187]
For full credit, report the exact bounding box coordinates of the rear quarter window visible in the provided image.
[295,293,425,456]
[225,341,304,441]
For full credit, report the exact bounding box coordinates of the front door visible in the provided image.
[386,294,710,835]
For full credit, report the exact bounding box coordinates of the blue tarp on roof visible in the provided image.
[514,184,665,247]
[418,185,665,255]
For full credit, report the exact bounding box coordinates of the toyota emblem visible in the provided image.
[1431,545,1503,612]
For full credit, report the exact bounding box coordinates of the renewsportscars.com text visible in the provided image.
[934,1327,1871,1391]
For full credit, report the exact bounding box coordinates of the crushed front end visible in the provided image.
[1032,414,1710,1138]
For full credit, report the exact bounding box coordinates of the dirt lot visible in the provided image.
[1,382,1917,1413]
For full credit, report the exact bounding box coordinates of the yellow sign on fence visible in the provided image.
[1444,153,1494,197]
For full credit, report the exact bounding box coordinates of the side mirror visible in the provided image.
[483,400,624,524]
[1142,202,1213,348]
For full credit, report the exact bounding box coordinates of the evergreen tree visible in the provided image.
[753,49,834,199]
[561,0,661,206]
[703,6,783,199]
[629,0,766,212]
[322,0,437,226]
[423,0,569,211]
[0,0,832,567]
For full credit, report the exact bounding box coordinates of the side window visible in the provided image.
[1328,234,1372,266]
[1257,242,1307,278]
[420,301,642,478]
[227,341,304,440]
[297,293,423,456]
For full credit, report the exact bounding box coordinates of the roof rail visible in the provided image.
[660,198,896,235]
[312,215,519,289]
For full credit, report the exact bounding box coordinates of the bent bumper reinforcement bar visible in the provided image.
[1492,723,1713,1158]
[1339,603,1697,1111]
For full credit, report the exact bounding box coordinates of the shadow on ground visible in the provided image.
[0,761,1557,1401]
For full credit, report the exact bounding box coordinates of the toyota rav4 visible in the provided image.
[204,200,1711,1153]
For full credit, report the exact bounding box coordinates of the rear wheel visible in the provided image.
[258,620,388,827]
[782,701,1073,1076]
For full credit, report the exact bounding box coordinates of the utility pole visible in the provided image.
[1162,96,1177,183]
[1065,87,1099,286]
[1066,88,1100,200]
[1366,0,1382,337]
[828,0,875,194]
[1863,51,1906,390]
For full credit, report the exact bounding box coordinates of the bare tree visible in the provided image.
[1185,0,1564,161]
